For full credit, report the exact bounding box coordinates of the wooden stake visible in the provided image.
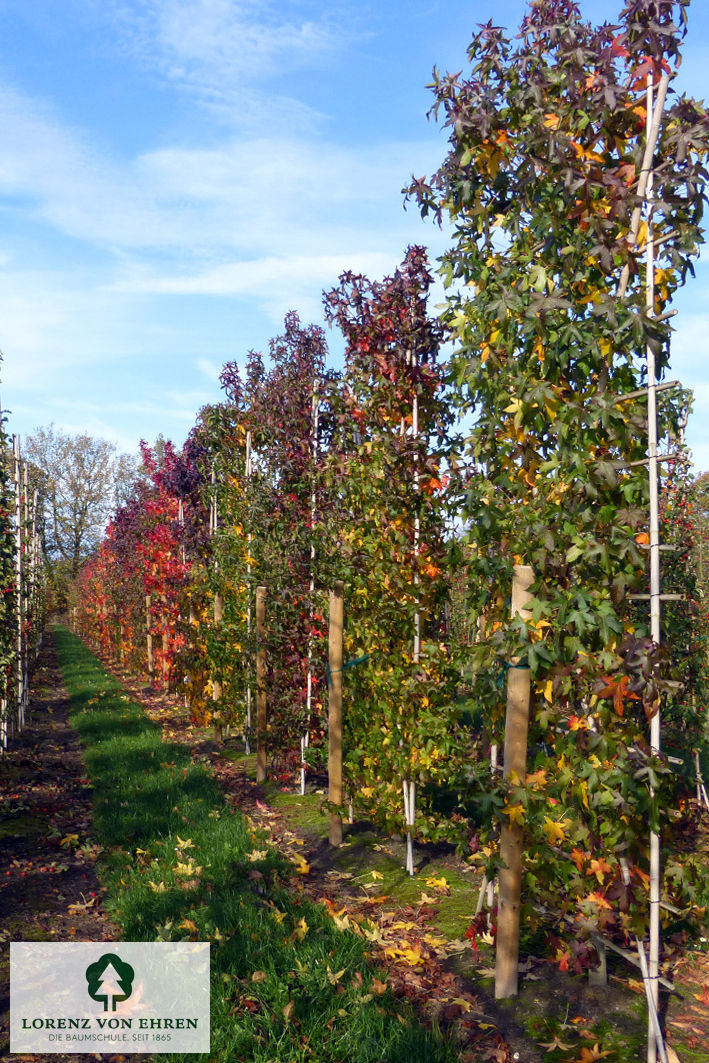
[146,594,154,677]
[213,591,224,744]
[495,563,534,1000]
[328,581,344,846]
[256,586,267,782]
[161,609,169,688]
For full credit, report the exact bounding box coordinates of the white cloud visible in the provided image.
[104,0,358,129]
[196,357,223,383]
[0,80,443,264]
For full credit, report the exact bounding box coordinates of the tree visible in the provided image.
[406,0,709,1000]
[23,425,139,605]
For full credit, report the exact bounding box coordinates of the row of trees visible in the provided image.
[0,386,46,750]
[68,0,709,1045]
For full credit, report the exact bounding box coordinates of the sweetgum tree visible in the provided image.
[408,0,709,936]
[216,314,336,771]
[324,247,461,847]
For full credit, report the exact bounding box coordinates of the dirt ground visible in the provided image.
[0,636,137,1063]
[3,632,709,1063]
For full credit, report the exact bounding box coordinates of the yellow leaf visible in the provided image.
[148,880,167,893]
[175,860,203,877]
[543,816,569,844]
[269,907,287,924]
[175,835,195,850]
[503,804,525,826]
[504,398,523,414]
[60,834,79,849]
[544,113,560,130]
[425,875,450,893]
[246,850,268,862]
[542,679,553,704]
[326,967,347,985]
[291,854,310,875]
[291,917,309,942]
[370,870,384,880]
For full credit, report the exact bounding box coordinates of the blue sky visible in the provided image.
[1,0,709,470]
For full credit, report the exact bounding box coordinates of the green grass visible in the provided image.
[249,778,481,942]
[55,626,458,1063]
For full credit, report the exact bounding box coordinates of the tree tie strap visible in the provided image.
[326,653,371,687]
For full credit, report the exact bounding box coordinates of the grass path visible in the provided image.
[55,626,461,1063]
[9,627,706,1063]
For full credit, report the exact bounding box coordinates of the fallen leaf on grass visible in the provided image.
[251,970,267,983]
[289,917,309,942]
[577,1045,611,1062]
[418,892,438,905]
[425,875,450,894]
[178,918,200,938]
[370,978,388,995]
[282,1000,295,1022]
[148,880,168,893]
[175,860,203,876]
[538,1035,573,1052]
[246,850,268,862]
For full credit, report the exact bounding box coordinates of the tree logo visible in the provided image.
[85,953,135,1012]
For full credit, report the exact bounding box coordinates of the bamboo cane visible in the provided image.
[245,430,253,754]
[694,750,709,813]
[213,591,224,744]
[21,460,29,726]
[403,344,420,876]
[637,940,669,1063]
[645,74,663,1063]
[302,378,321,795]
[13,436,23,733]
[256,586,267,782]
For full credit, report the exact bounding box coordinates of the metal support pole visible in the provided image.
[646,74,663,1063]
